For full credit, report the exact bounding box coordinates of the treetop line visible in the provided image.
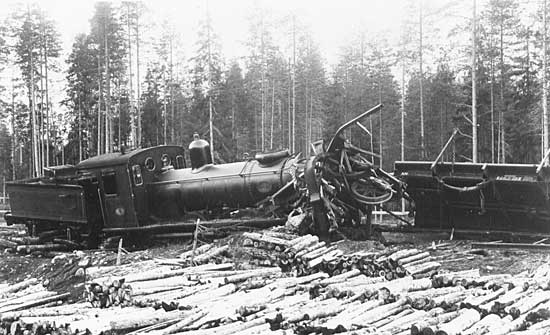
[0,0,547,184]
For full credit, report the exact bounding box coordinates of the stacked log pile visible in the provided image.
[6,232,550,335]
[256,233,442,279]
[6,261,550,335]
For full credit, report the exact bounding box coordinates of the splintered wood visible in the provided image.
[4,231,550,335]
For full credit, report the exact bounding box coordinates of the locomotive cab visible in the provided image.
[75,146,187,233]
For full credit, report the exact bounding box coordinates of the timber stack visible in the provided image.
[250,231,441,279]
[4,260,550,335]
[5,230,550,335]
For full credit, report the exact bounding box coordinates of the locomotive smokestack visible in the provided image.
[189,133,213,170]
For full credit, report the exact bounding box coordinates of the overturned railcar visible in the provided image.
[395,161,550,233]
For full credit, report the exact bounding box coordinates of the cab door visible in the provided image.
[100,168,136,228]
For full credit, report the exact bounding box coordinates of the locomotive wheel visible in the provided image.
[350,178,393,205]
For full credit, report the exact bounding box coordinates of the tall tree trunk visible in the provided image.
[231,95,235,141]
[11,76,16,180]
[419,0,426,160]
[206,3,214,161]
[499,8,505,163]
[288,59,291,150]
[270,80,275,150]
[170,35,174,144]
[278,99,282,150]
[543,0,548,158]
[163,76,167,145]
[136,5,141,148]
[472,0,478,163]
[260,15,265,152]
[78,96,82,162]
[118,81,122,149]
[97,55,102,156]
[309,91,313,149]
[29,7,38,177]
[292,15,296,154]
[105,16,112,154]
[305,75,308,154]
[378,76,383,168]
[39,44,44,174]
[127,2,135,148]
[490,24,495,163]
[401,56,405,162]
[43,15,50,168]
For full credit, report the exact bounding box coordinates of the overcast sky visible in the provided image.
[0,0,475,126]
[34,0,410,65]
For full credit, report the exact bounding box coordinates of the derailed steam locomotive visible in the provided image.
[9,101,550,247]
[6,105,405,247]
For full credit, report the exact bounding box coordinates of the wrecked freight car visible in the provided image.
[395,128,550,234]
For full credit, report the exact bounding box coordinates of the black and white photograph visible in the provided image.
[1,0,550,334]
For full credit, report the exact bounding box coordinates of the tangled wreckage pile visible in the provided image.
[2,229,550,335]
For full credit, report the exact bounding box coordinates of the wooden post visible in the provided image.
[116,238,123,266]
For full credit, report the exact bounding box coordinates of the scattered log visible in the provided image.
[16,244,69,254]
[192,245,229,264]
[0,302,91,321]
[0,278,39,297]
[398,252,430,266]
[461,287,506,309]
[471,242,550,250]
[388,249,422,262]
[0,292,70,313]
[179,244,214,259]
[157,309,207,334]
[435,308,481,335]
[242,232,290,249]
[0,238,17,249]
[352,298,408,326]
[410,310,461,335]
[109,309,193,331]
[224,267,282,284]
[506,291,550,318]
[462,314,504,335]
[404,261,441,276]
[432,269,480,287]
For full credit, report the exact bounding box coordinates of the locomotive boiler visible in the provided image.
[148,134,297,220]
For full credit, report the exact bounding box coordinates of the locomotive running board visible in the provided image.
[102,217,286,234]
[394,161,550,233]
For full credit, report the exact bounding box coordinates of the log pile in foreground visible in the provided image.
[4,233,550,335]
[5,260,550,335]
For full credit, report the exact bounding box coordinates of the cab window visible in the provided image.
[102,171,118,195]
[132,165,143,186]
